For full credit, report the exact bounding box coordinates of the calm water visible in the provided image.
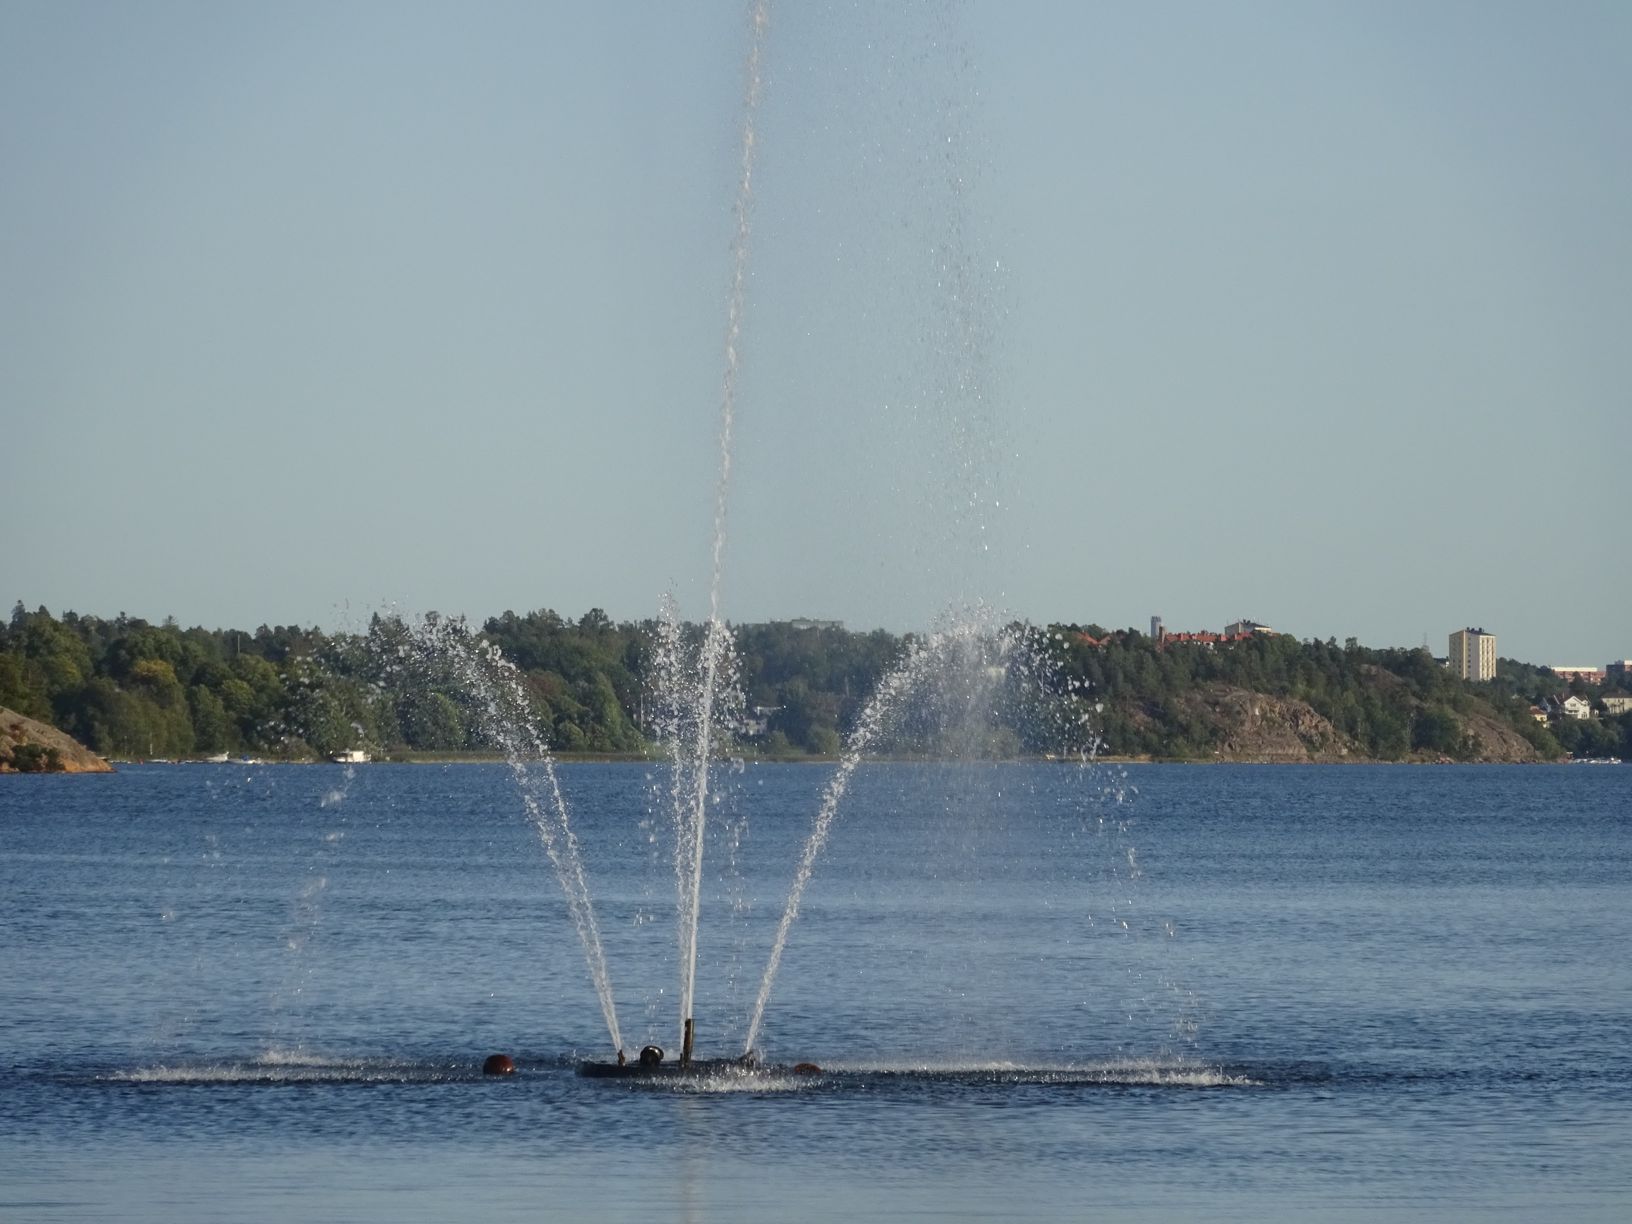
[2,762,1628,1221]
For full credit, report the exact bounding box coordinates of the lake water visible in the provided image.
[2,761,1628,1221]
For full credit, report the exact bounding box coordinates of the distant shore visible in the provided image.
[94,751,1597,768]
[10,607,1621,768]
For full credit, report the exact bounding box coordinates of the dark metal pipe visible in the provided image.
[681,1017,695,1067]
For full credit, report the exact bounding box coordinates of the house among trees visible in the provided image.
[1157,630,1238,648]
[1542,694,1594,721]
[1601,692,1632,717]
[741,705,781,737]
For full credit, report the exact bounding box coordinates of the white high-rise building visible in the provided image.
[1450,627,1497,682]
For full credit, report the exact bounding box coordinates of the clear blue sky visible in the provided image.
[3,1,1627,665]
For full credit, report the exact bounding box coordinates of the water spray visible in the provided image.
[677,0,771,1064]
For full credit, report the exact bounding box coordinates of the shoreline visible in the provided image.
[94,752,1594,768]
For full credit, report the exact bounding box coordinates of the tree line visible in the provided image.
[3,602,1626,763]
[1046,626,1620,760]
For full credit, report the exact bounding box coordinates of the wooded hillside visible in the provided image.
[4,602,1623,763]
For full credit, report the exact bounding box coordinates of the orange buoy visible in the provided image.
[792,1062,822,1075]
[482,1053,516,1076]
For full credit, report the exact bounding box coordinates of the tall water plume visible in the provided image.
[723,2,1007,628]
[679,0,771,1051]
[651,598,744,1048]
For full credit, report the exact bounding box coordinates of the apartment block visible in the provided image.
[1450,627,1497,682]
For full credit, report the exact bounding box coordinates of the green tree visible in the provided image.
[400,691,467,751]
[0,653,50,721]
[1411,707,1462,755]
[188,685,232,752]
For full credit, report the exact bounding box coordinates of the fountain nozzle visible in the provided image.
[681,1018,695,1067]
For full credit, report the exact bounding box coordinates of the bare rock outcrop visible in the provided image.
[1180,685,1353,762]
[1458,710,1548,763]
[0,706,114,773]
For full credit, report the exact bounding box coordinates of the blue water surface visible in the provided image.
[2,761,1628,1221]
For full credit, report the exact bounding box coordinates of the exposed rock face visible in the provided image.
[1148,684,1546,763]
[1457,710,1546,763]
[0,706,114,773]
[1178,685,1352,762]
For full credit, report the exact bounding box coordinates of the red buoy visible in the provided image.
[483,1053,516,1076]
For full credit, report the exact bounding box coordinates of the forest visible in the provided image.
[3,602,1628,765]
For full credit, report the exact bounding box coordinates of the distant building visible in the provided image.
[741,705,781,737]
[787,618,843,632]
[1607,660,1632,681]
[1549,666,1607,685]
[1540,694,1593,721]
[1157,621,1265,649]
[1449,628,1497,682]
[1151,615,1164,641]
[1601,693,1632,717]
[1161,631,1232,648]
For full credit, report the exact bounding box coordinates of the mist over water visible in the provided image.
[743,618,1015,1053]
[724,1,1011,627]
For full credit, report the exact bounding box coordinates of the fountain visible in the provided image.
[540,2,1040,1073]
[339,5,773,1074]
[361,2,1094,1076]
[347,593,1092,1078]
[570,610,1050,1077]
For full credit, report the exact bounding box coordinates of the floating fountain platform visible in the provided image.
[577,1042,821,1080]
[577,1054,760,1080]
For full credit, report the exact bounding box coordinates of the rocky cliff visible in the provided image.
[0,706,115,773]
[1139,684,1547,763]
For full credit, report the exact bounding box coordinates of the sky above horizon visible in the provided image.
[3,1,1627,665]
